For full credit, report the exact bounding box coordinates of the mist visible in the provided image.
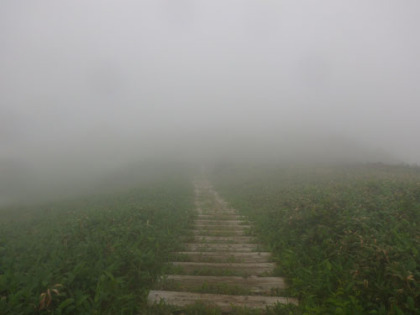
[1,0,420,203]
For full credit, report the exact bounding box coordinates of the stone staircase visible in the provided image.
[148,180,298,312]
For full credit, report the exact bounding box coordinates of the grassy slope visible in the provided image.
[0,170,194,314]
[211,164,419,314]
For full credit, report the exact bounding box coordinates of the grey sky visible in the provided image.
[1,0,420,176]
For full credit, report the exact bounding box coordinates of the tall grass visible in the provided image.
[211,164,419,314]
[0,173,194,314]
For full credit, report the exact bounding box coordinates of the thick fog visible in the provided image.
[1,1,420,202]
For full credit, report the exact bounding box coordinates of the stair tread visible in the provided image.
[148,290,298,311]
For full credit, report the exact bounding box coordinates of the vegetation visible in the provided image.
[211,163,419,314]
[2,162,419,314]
[0,169,194,314]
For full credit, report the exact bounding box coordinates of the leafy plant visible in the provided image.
[0,169,194,314]
[211,163,420,314]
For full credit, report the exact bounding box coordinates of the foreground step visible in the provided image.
[173,251,272,263]
[148,290,298,311]
[172,262,275,275]
[163,275,287,293]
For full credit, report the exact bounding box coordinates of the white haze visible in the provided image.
[1,0,420,201]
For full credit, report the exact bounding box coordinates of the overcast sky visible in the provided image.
[1,0,420,178]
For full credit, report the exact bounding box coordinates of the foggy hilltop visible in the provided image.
[1,1,419,203]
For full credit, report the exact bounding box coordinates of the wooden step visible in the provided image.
[193,236,256,243]
[198,211,238,215]
[161,275,287,293]
[157,179,300,311]
[197,214,244,220]
[184,243,261,252]
[195,220,247,225]
[171,262,275,275]
[173,251,272,263]
[148,290,298,311]
[195,224,252,230]
[192,229,248,236]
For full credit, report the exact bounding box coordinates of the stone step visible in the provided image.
[173,251,272,263]
[148,290,298,311]
[160,275,286,294]
[171,262,275,275]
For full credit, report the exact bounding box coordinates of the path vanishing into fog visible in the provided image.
[148,179,298,312]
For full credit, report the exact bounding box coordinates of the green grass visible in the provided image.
[210,163,420,314]
[3,162,418,314]
[0,172,194,314]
